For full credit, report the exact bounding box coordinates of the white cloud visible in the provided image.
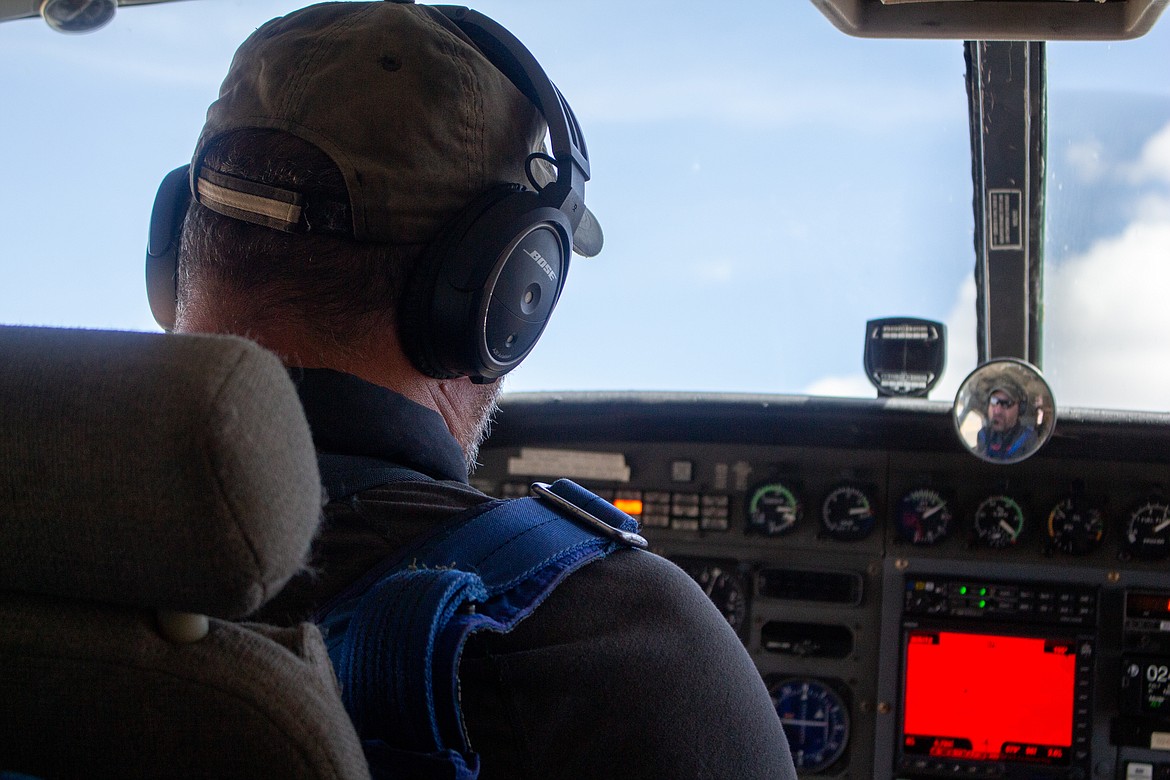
[936,275,978,402]
[1046,216,1170,409]
[803,373,878,398]
[1045,119,1170,411]
[1129,121,1170,184]
[1064,139,1106,183]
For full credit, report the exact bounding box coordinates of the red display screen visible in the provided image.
[901,630,1077,766]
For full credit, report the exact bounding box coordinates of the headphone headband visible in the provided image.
[434,6,591,232]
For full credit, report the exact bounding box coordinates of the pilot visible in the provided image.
[166,2,796,778]
[977,380,1038,461]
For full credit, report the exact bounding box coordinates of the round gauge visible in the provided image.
[1124,499,1170,560]
[896,488,953,545]
[770,678,850,773]
[747,482,802,537]
[821,484,877,541]
[972,494,1026,549]
[1047,497,1104,555]
[674,558,748,636]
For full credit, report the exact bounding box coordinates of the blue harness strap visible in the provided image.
[314,462,646,780]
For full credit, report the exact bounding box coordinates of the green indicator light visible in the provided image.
[979,600,987,608]
[959,586,968,595]
[980,588,988,596]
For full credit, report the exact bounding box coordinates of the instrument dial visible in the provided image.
[747,482,802,536]
[896,488,952,545]
[972,494,1026,549]
[771,678,850,773]
[673,558,748,637]
[1124,499,1170,560]
[821,484,877,541]
[1047,497,1104,555]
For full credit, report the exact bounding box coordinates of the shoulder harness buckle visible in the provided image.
[529,480,649,549]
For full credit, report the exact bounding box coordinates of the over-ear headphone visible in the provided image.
[145,4,595,384]
[145,165,190,332]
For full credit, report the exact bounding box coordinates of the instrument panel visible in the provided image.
[474,392,1170,779]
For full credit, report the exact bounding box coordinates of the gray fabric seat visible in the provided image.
[0,326,369,779]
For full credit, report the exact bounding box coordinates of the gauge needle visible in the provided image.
[849,507,869,516]
[1155,519,1170,533]
[781,719,829,729]
[922,504,943,519]
[1000,519,1017,535]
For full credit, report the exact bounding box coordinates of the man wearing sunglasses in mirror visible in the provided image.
[978,381,1039,461]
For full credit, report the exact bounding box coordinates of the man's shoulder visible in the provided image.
[473,544,738,654]
[460,543,795,779]
[327,488,796,779]
[321,484,733,645]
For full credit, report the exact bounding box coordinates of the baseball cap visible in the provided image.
[989,384,1020,402]
[192,1,602,256]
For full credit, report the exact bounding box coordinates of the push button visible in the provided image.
[1127,761,1154,780]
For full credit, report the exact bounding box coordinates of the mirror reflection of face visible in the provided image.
[953,358,1055,465]
[987,390,1019,432]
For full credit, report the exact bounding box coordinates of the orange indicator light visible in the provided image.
[613,498,644,516]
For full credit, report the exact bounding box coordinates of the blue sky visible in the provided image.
[1,1,1168,410]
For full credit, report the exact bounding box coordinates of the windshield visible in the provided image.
[1,1,1166,410]
[1044,37,1170,411]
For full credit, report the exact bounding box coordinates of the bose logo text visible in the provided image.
[524,249,557,282]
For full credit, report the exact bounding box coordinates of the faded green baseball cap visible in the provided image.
[192,1,602,256]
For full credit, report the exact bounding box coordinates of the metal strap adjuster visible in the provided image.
[530,482,649,549]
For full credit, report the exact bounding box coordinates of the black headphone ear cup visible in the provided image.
[145,166,192,331]
[400,184,571,381]
[399,185,521,379]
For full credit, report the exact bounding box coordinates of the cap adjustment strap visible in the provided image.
[195,166,352,236]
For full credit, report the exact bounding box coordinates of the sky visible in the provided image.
[0,1,1167,412]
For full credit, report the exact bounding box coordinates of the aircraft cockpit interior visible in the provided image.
[3,1,1170,778]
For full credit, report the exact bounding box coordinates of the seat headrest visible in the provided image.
[0,326,321,619]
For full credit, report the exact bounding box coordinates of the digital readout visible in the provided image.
[1122,657,1170,715]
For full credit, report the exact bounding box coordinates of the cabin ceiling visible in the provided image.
[2,0,1167,40]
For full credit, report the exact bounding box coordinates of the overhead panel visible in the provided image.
[810,0,1169,41]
